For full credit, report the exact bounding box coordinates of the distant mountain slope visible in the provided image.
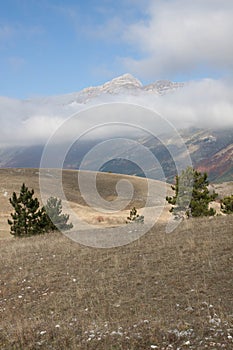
[0,127,232,183]
[180,128,233,182]
[97,128,233,182]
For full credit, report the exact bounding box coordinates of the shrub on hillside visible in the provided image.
[220,195,233,214]
[126,207,144,224]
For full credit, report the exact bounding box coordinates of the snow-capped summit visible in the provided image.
[78,73,142,102]
[73,74,183,103]
[103,73,143,90]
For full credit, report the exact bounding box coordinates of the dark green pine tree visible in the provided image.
[8,183,48,237]
[44,197,73,231]
[220,194,233,214]
[166,166,194,217]
[189,170,217,217]
[166,167,218,218]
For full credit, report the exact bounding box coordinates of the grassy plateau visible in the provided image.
[0,169,232,349]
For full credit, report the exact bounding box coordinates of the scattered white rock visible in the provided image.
[40,331,47,335]
[183,340,190,346]
[185,306,194,312]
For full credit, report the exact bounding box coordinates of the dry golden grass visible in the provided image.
[214,182,233,199]
[0,169,233,349]
[0,215,233,349]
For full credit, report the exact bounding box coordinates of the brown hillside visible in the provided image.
[0,168,172,239]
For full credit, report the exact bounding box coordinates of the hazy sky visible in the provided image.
[1,0,233,98]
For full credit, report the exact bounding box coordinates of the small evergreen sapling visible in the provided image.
[44,196,73,231]
[126,207,144,223]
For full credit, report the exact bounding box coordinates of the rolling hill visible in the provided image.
[1,168,233,240]
[0,168,172,239]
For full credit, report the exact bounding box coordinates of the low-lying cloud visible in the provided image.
[151,79,233,129]
[0,77,233,147]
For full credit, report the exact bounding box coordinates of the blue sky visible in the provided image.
[0,0,233,98]
[0,0,146,98]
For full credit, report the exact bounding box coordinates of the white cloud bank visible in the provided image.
[151,78,233,129]
[0,96,67,147]
[122,0,233,80]
[0,77,233,147]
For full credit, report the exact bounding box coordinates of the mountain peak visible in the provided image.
[104,73,142,89]
[74,74,184,104]
[111,73,142,84]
